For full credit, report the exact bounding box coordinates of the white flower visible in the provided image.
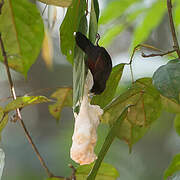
[70,71,103,165]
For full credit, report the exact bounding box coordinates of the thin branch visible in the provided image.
[69,164,76,180]
[141,49,176,58]
[0,33,54,178]
[167,0,180,58]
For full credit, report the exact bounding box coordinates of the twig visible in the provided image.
[69,164,76,180]
[141,49,176,58]
[0,33,54,178]
[167,0,180,58]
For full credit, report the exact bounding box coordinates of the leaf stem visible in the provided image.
[87,106,130,180]
[141,49,176,58]
[167,0,180,58]
[0,32,54,178]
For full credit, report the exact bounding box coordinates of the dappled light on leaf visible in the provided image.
[103,78,162,148]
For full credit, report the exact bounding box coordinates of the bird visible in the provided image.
[75,32,112,95]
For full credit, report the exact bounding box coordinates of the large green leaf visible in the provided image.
[102,78,162,148]
[131,0,166,49]
[91,63,125,109]
[99,0,140,25]
[77,162,119,180]
[164,154,180,179]
[4,96,50,113]
[38,0,72,7]
[0,0,44,76]
[174,0,180,26]
[60,0,86,64]
[49,88,72,121]
[161,95,180,114]
[73,15,87,110]
[89,0,99,44]
[153,59,180,102]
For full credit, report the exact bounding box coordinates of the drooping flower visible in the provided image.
[70,71,103,165]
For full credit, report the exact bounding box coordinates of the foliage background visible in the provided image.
[0,0,180,179]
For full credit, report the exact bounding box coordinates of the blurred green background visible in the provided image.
[1,0,180,179]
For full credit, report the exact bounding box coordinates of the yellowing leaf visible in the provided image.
[42,30,53,69]
[38,0,72,7]
[103,78,162,148]
[49,88,72,121]
[4,96,50,113]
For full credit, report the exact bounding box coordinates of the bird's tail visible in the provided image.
[75,32,94,54]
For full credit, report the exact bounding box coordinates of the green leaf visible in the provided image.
[100,8,145,47]
[73,15,87,110]
[60,0,86,64]
[49,88,72,121]
[38,0,72,7]
[0,107,8,136]
[89,0,99,43]
[99,0,140,25]
[91,63,125,108]
[46,177,64,180]
[174,0,180,26]
[0,0,44,76]
[164,153,180,179]
[102,78,162,147]
[131,0,166,49]
[87,106,129,180]
[77,162,119,180]
[4,96,50,113]
[153,59,180,102]
[100,24,124,47]
[161,95,180,114]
